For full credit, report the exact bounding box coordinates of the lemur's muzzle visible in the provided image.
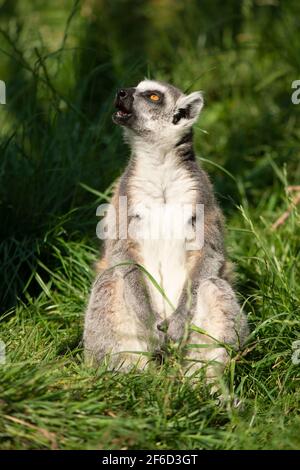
[113,88,135,123]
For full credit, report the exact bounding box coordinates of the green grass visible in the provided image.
[0,0,300,450]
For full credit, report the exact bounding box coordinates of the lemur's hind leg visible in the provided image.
[84,271,151,371]
[184,278,248,384]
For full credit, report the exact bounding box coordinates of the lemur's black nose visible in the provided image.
[115,87,135,114]
[117,89,128,99]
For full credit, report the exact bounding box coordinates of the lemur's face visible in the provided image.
[113,80,203,143]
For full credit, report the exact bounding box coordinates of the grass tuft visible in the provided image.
[0,0,299,450]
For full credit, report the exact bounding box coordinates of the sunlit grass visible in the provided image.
[0,0,300,450]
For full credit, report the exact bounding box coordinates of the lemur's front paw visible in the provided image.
[158,311,188,343]
[155,327,166,345]
[150,318,166,350]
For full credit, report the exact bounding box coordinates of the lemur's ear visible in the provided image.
[173,92,204,125]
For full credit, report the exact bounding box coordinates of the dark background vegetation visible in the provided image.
[0,0,299,450]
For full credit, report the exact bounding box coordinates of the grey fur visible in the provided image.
[84,79,249,381]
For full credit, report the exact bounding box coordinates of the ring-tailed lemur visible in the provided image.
[84,79,248,379]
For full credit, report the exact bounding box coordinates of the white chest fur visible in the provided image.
[129,150,197,318]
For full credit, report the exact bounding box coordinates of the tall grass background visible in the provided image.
[0,0,299,449]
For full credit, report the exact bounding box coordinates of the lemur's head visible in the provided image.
[113,80,203,145]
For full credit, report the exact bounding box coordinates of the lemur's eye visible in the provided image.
[149,94,160,102]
